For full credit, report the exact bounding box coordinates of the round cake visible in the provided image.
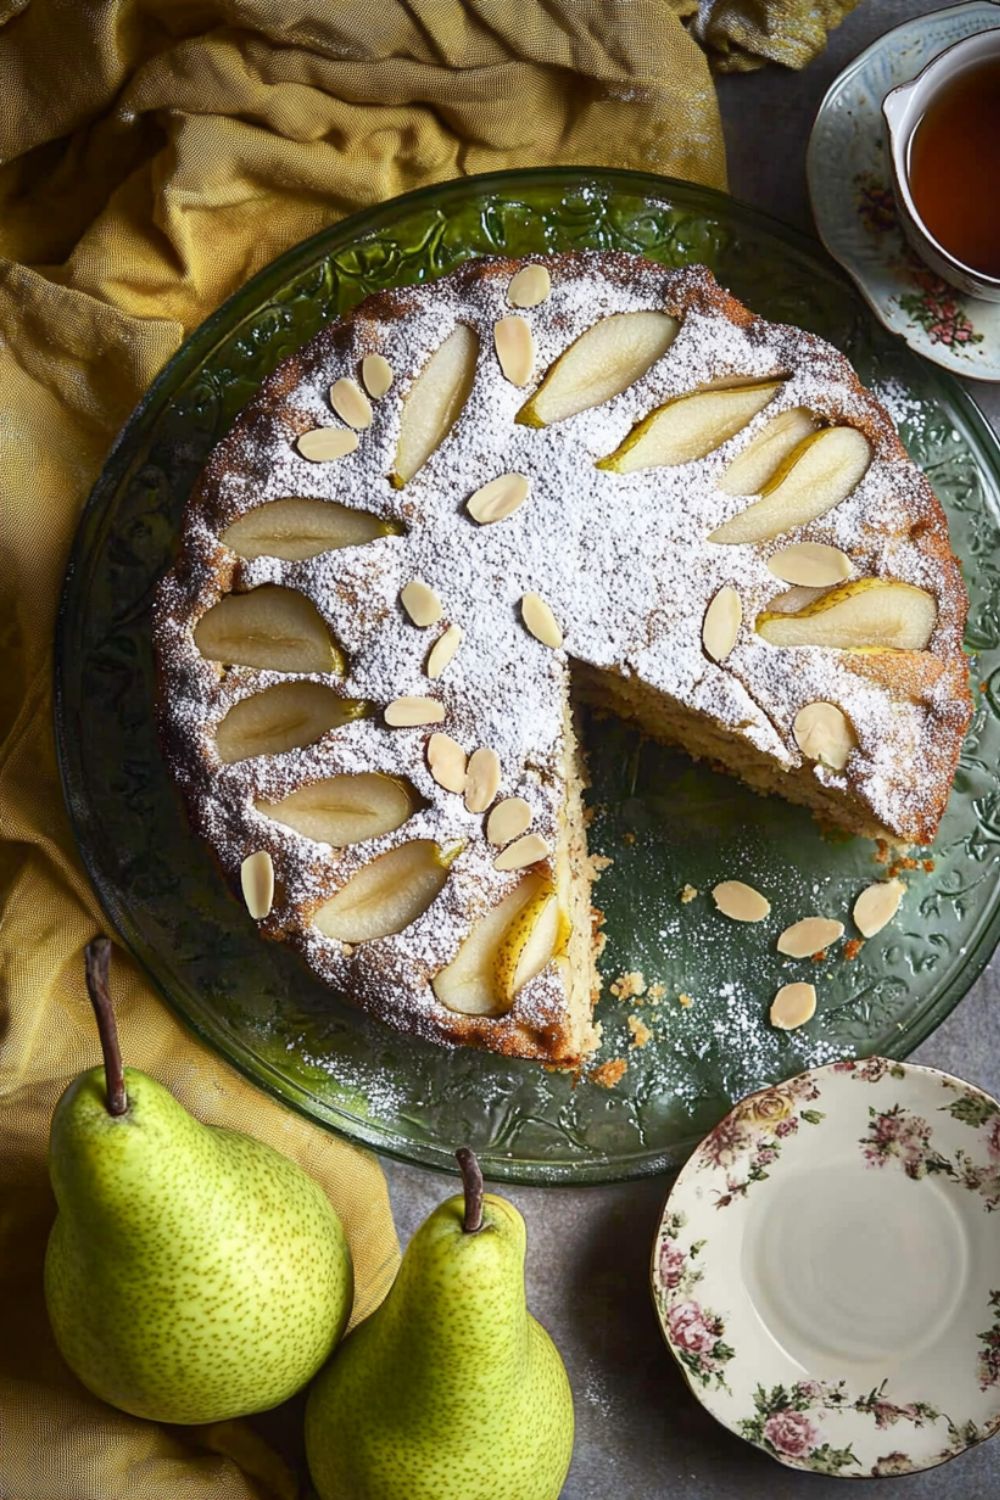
[154,252,972,1067]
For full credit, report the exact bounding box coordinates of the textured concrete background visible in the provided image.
[383,5,1000,1495]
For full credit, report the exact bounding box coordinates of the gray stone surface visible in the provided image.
[382,5,1000,1494]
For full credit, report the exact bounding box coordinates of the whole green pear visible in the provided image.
[44,938,353,1424]
[305,1147,574,1500]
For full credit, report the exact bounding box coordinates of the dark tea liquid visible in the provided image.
[907,53,1000,279]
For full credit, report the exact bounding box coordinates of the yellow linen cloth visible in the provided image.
[694,0,861,72]
[0,0,844,1494]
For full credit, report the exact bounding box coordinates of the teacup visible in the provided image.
[882,27,1000,303]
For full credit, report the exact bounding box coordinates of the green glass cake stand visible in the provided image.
[55,168,1000,1184]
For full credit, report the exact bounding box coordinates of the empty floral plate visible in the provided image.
[652,1057,1000,1477]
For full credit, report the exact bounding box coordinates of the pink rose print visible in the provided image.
[775,1116,799,1138]
[668,1300,718,1355]
[659,1238,686,1290]
[763,1409,819,1459]
[986,1116,1000,1160]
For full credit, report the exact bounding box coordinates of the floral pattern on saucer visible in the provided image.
[652,1058,1000,1477]
[807,1,1000,382]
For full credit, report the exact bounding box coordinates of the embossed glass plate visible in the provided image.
[56,169,1000,1184]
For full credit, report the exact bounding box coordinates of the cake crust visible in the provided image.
[154,253,972,1065]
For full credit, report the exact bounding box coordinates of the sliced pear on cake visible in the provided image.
[515,311,677,427]
[709,427,872,544]
[256,772,418,846]
[215,683,366,763]
[195,586,342,674]
[719,407,819,496]
[596,380,782,473]
[757,579,937,650]
[492,887,571,1010]
[432,873,564,1017]
[313,839,459,942]
[221,499,402,561]
[390,324,479,487]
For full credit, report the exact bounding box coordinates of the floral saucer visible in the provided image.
[652,1058,1000,1478]
[807,1,1000,382]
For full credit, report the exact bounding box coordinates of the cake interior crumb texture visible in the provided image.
[154,252,972,1069]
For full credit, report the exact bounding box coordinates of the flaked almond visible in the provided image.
[427,732,466,793]
[702,586,742,662]
[777,916,845,958]
[464,747,501,814]
[854,877,905,937]
[426,623,463,679]
[770,981,817,1030]
[793,701,856,771]
[712,880,770,922]
[493,832,551,871]
[361,353,394,399]
[241,850,274,921]
[385,695,445,727]
[486,796,532,847]
[400,579,443,628]
[296,427,359,462]
[521,592,563,649]
[508,264,552,309]
[494,316,535,386]
[767,542,852,587]
[329,377,372,430]
[467,472,530,525]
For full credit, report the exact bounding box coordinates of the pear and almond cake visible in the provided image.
[154,252,972,1067]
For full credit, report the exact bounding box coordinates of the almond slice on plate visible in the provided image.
[467,473,530,525]
[712,880,770,922]
[770,981,817,1030]
[854,878,905,937]
[777,916,844,958]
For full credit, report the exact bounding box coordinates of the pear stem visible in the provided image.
[455,1147,484,1233]
[84,937,128,1117]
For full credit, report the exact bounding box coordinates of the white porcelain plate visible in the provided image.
[807,1,1000,382]
[652,1058,1000,1477]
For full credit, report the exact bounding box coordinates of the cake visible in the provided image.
[154,252,972,1068]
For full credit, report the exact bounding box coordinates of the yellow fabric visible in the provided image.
[0,0,843,1493]
[694,0,861,72]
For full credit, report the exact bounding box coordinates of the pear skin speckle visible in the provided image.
[305,1192,573,1499]
[44,1067,353,1423]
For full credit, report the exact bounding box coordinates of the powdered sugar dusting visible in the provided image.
[154,252,970,1064]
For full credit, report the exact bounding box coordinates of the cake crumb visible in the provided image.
[811,949,828,963]
[843,937,864,961]
[875,839,891,865]
[677,992,694,1009]
[593,929,608,960]
[889,854,919,878]
[679,883,699,904]
[647,982,666,1004]
[591,1057,628,1089]
[610,970,646,1001]
[591,853,614,875]
[627,1014,652,1048]
[922,857,935,873]
[622,830,636,845]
